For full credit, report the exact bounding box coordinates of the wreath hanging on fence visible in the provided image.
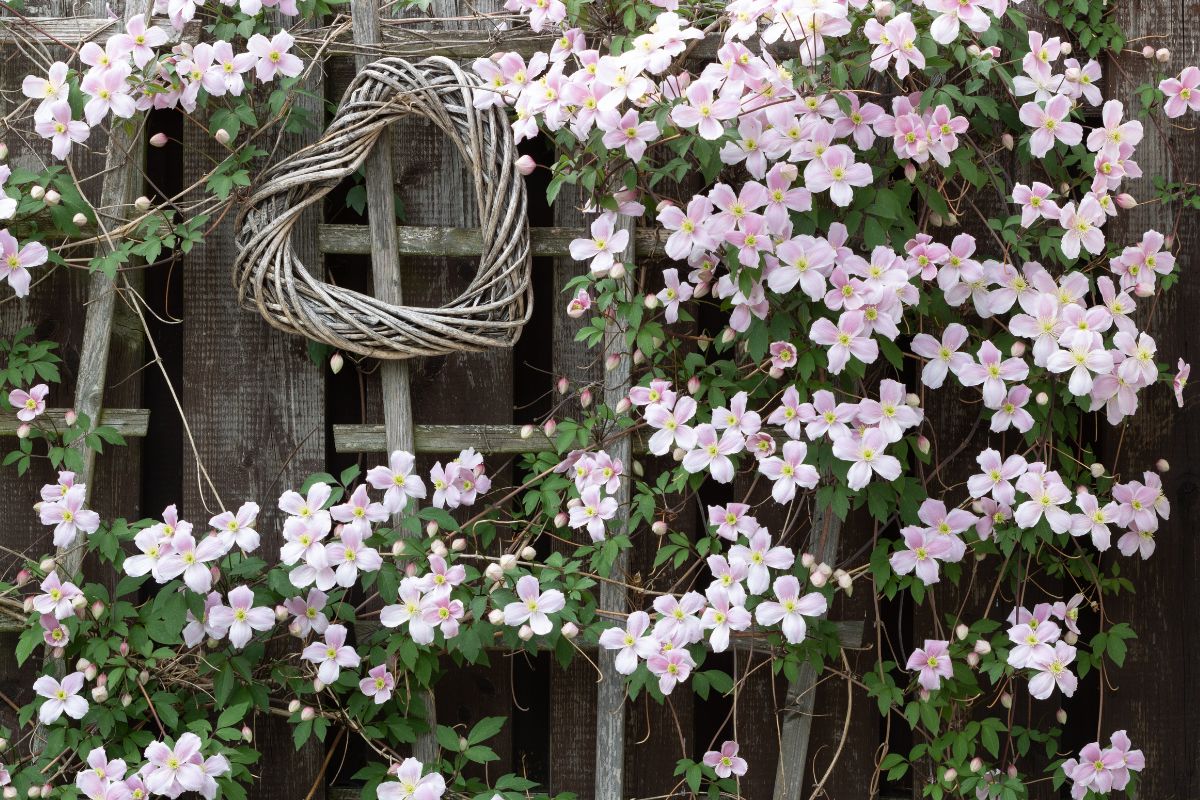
[233,56,533,359]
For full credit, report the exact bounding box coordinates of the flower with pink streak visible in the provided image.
[34,570,83,620]
[302,623,360,684]
[39,483,100,547]
[702,741,748,779]
[711,391,760,437]
[599,108,658,163]
[803,145,872,207]
[1107,730,1145,790]
[810,311,878,375]
[958,341,1028,409]
[326,526,383,587]
[246,32,303,82]
[330,485,387,537]
[565,287,591,318]
[890,526,954,584]
[762,164,812,231]
[1117,526,1156,559]
[768,341,797,371]
[183,591,227,647]
[1071,741,1123,794]
[645,394,697,456]
[569,212,629,276]
[1046,332,1113,396]
[865,13,925,78]
[568,484,618,542]
[967,449,1027,506]
[76,746,127,800]
[1014,472,1073,533]
[598,610,657,675]
[656,196,717,262]
[768,234,835,300]
[628,378,676,410]
[758,440,818,504]
[42,614,69,648]
[990,384,1035,433]
[1087,99,1143,157]
[754,575,825,644]
[670,80,739,140]
[359,664,395,704]
[111,16,169,68]
[1070,491,1119,551]
[1011,182,1059,227]
[377,757,445,800]
[141,733,205,798]
[10,382,48,421]
[81,64,137,126]
[857,379,922,443]
[1175,358,1190,407]
[207,585,274,649]
[681,424,744,484]
[22,61,69,112]
[366,450,426,513]
[656,268,693,324]
[155,530,226,593]
[707,503,758,542]
[1028,640,1077,699]
[502,574,565,635]
[284,588,329,637]
[0,231,49,298]
[421,589,465,640]
[798,389,857,442]
[729,529,794,595]
[647,646,695,695]
[209,501,260,552]
[911,324,971,389]
[1019,95,1082,157]
[1058,196,1106,260]
[833,428,900,490]
[700,585,751,653]
[906,639,953,691]
[33,671,87,724]
[766,386,804,440]
[1006,617,1060,669]
[1159,65,1200,118]
[652,591,705,644]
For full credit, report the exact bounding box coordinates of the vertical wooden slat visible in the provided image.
[594,215,635,800]
[348,0,439,764]
[772,501,842,799]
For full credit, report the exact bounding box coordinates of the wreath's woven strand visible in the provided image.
[233,56,533,359]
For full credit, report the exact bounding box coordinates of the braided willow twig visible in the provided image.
[233,56,532,359]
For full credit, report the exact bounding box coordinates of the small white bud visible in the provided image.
[836,572,853,593]
[425,520,439,538]
[391,540,404,558]
[44,189,60,206]
[1000,691,1012,709]
[499,553,518,571]
[1059,42,1073,55]
[0,144,8,160]
[520,424,534,439]
[1036,391,1049,406]
[721,327,736,344]
[300,706,316,721]
[16,423,29,439]
[801,552,815,569]
[651,520,668,536]
[487,608,505,625]
[90,686,108,703]
[809,571,827,588]
[615,397,632,414]
[72,212,88,226]
[29,185,44,200]
[75,658,91,672]
[329,352,344,374]
[242,725,253,743]
[431,541,448,558]
[1010,340,1026,358]
[643,294,658,310]
[288,699,301,713]
[1156,47,1171,63]
[609,262,626,280]
[451,538,466,552]
[553,511,569,528]
[1157,458,1170,472]
[974,639,991,655]
[1089,463,1105,478]
[905,393,921,407]
[520,546,537,561]
[1065,630,1078,645]
[955,624,969,640]
[561,621,579,639]
[1056,708,1068,725]
[514,155,536,175]
[484,563,505,582]
[149,132,169,148]
[1142,45,1156,59]
[632,459,644,477]
[134,196,152,212]
[518,624,534,641]
[214,128,231,145]
[1001,132,1014,151]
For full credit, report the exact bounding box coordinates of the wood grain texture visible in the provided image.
[0,408,148,436]
[319,222,670,258]
[1100,3,1199,796]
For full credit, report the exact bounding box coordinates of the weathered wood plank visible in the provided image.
[594,215,635,800]
[0,408,149,436]
[0,16,186,45]
[319,222,669,258]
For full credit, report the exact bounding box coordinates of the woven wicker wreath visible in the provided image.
[233,56,532,359]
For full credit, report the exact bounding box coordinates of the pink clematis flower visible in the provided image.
[889,527,953,585]
[359,664,396,705]
[729,529,795,595]
[301,623,360,684]
[803,145,872,207]
[34,571,83,620]
[377,757,445,800]
[809,311,878,375]
[958,341,1029,409]
[284,588,329,637]
[569,212,629,276]
[990,384,1035,433]
[34,101,90,160]
[1028,640,1078,699]
[567,484,618,542]
[141,733,205,798]
[832,428,900,490]
[1159,66,1200,118]
[700,585,751,653]
[246,32,303,82]
[33,671,88,724]
[907,639,953,691]
[754,575,825,643]
[502,575,565,635]
[670,80,739,140]
[366,450,427,513]
[647,647,695,695]
[10,383,49,421]
[326,526,383,587]
[1175,358,1190,407]
[656,267,693,323]
[40,483,101,547]
[757,440,818,503]
[702,741,748,779]
[1019,95,1083,157]
[155,531,226,593]
[330,485,387,537]
[209,501,260,552]
[681,423,744,484]
[598,610,658,675]
[0,233,48,298]
[967,449,1027,506]
[599,108,658,163]
[1058,196,1106,260]
[1007,617,1060,669]
[911,324,972,389]
[207,585,274,649]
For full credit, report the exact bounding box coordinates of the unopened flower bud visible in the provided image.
[974,639,991,655]
[1059,42,1073,55]
[518,624,534,641]
[484,563,505,582]
[1065,630,1078,645]
[76,658,91,672]
[836,572,853,593]
[557,377,569,395]
[918,688,930,702]
[1056,708,1068,725]
[809,571,827,588]
[22,597,34,614]
[768,366,784,379]
[966,43,980,57]
[139,669,150,685]
[553,511,568,528]
[632,459,644,477]
[687,375,701,394]
[1036,391,1049,406]
[672,447,685,462]
[239,724,252,743]
[15,568,29,587]
[543,419,557,437]
[1000,691,1012,709]
[150,132,169,148]
[579,388,592,408]
[215,128,231,145]
[904,162,917,183]
[0,144,8,160]
[818,563,833,577]
[71,212,88,228]
[3,789,14,800]
[288,620,304,637]
[134,196,152,212]
[721,327,736,344]
[72,594,86,609]
[91,686,108,703]
[1089,462,1105,478]
[44,189,61,206]
[969,757,983,773]
[487,608,505,624]
[1059,181,1070,195]
[801,552,816,569]
[1007,764,1018,779]
[643,293,658,310]
[84,663,98,681]
[27,786,39,798]
[1142,45,1156,59]
[119,641,129,657]
[327,352,344,375]
[287,699,301,713]
[966,651,980,667]
[273,604,288,621]
[651,520,668,536]
[873,0,894,17]
[514,155,536,175]
[615,397,632,414]
[632,349,645,366]
[610,262,626,280]
[1156,47,1170,62]
[425,521,439,538]
[30,185,44,200]
[943,768,957,784]
[916,435,930,455]
[605,353,621,371]
[955,624,969,640]
[1115,193,1137,209]
[16,424,29,439]
[451,538,466,552]
[64,409,77,426]
[300,706,316,721]
[391,540,404,558]
[561,621,579,639]
[1010,340,1026,358]
[1157,458,1170,472]
[1001,132,1014,151]
[499,554,518,571]
[520,546,537,561]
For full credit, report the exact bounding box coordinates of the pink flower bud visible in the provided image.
[554,511,569,528]
[632,349,645,366]
[520,424,534,439]
[687,375,701,394]
[1142,45,1156,59]
[543,419,557,437]
[1007,764,1018,779]
[209,565,220,583]
[44,189,60,206]
[904,162,917,182]
[651,520,668,536]
[916,435,930,455]
[974,639,991,655]
[487,608,505,624]
[150,132,169,148]
[451,538,466,552]
[1009,340,1026,358]
[1056,708,1067,725]
[515,155,536,175]
[1115,193,1136,209]
[15,569,29,587]
[288,699,301,713]
[404,562,418,577]
[275,605,289,621]
[768,366,783,379]
[64,409,77,425]
[329,352,344,374]
[966,652,979,667]
[579,388,592,408]
[943,768,957,783]
[518,624,534,641]
[119,641,129,657]
[643,293,658,310]
[609,262,626,280]
[1035,391,1049,406]
[560,621,579,639]
[16,424,29,439]
[1156,47,1170,62]
[969,757,982,772]
[3,788,15,800]
[809,571,828,588]
[605,353,621,371]
[836,572,853,593]
[615,397,632,414]
[484,563,504,582]
[721,327,736,344]
[1157,458,1170,472]
[918,688,930,702]
[214,128,231,145]
[86,664,99,682]
[138,669,149,684]
[300,706,316,721]
[425,520,439,537]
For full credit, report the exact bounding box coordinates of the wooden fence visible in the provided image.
[0,0,1197,798]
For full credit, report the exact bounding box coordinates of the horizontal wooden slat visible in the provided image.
[0,408,149,437]
[0,16,187,45]
[335,422,545,453]
[319,223,670,259]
